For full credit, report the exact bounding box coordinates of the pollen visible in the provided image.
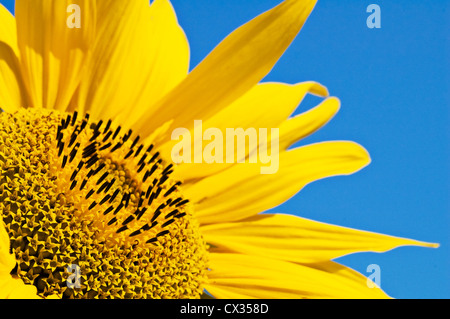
[0,108,208,299]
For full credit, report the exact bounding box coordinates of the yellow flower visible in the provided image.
[0,0,437,299]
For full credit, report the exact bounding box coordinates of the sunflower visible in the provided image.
[0,0,437,299]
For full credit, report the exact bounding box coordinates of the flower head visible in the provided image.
[0,0,437,299]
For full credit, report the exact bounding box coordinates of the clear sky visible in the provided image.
[1,0,448,299]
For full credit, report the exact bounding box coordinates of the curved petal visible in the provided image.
[134,0,318,143]
[0,4,28,112]
[185,141,371,224]
[77,0,189,123]
[205,253,390,299]
[15,0,96,110]
[279,97,340,150]
[201,214,439,264]
[161,81,329,181]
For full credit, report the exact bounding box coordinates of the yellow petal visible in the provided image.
[0,220,15,274]
[15,0,96,110]
[1,221,39,299]
[134,0,318,143]
[77,0,189,124]
[116,0,190,129]
[204,284,255,299]
[0,274,40,299]
[202,214,439,264]
[279,97,340,150]
[195,81,328,140]
[0,4,28,112]
[205,253,390,299]
[0,4,18,53]
[161,81,328,181]
[185,141,371,224]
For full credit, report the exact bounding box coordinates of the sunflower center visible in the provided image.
[0,108,208,299]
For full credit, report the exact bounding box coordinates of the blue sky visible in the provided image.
[1,0,448,299]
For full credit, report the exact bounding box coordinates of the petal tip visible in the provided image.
[325,96,341,113]
[348,142,372,167]
[308,82,329,97]
[422,242,440,249]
